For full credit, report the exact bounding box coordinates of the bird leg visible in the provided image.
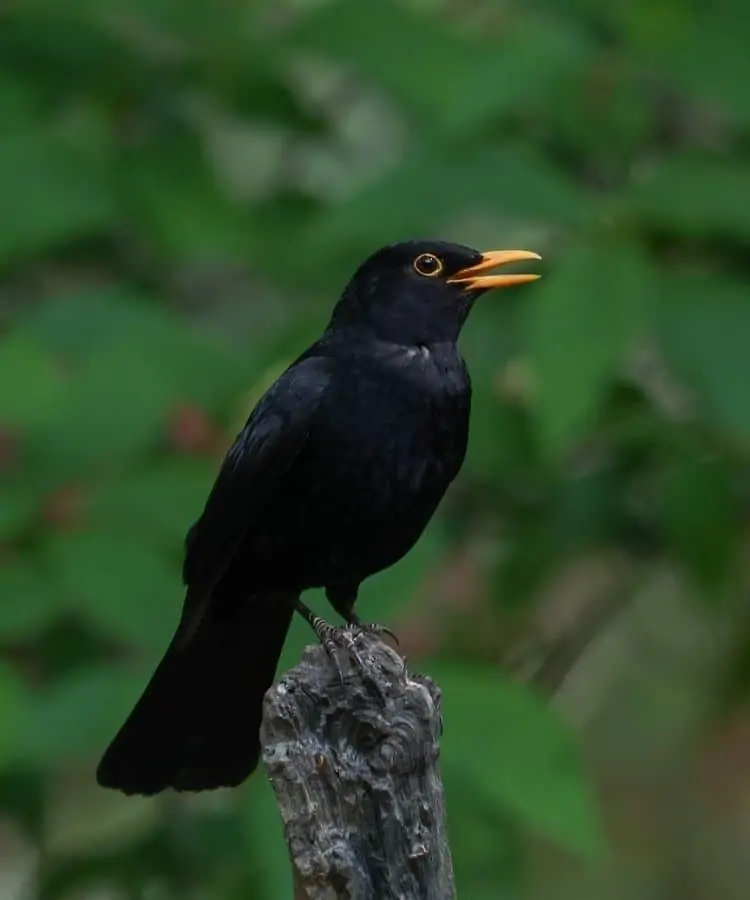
[294,599,368,684]
[325,587,400,646]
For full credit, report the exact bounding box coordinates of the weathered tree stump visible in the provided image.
[261,632,456,900]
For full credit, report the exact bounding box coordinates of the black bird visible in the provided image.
[96,240,541,795]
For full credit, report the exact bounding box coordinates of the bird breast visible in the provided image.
[312,345,470,506]
[255,346,471,583]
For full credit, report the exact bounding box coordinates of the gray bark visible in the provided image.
[261,632,456,900]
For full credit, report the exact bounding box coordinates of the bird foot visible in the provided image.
[312,622,389,700]
[315,622,367,681]
[294,601,394,697]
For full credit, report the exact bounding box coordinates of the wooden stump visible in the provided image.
[261,632,456,900]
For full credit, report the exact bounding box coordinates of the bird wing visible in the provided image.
[181,354,333,593]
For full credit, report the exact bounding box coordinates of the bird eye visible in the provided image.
[413,253,443,278]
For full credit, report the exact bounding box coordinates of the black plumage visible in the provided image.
[96,239,540,795]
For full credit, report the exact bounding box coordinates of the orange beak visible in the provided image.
[447,249,542,292]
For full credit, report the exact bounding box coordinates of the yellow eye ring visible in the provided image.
[413,253,443,278]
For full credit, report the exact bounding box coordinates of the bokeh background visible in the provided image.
[1,0,749,897]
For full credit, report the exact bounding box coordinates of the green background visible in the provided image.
[1,1,749,897]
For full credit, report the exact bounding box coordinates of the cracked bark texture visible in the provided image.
[261,633,456,900]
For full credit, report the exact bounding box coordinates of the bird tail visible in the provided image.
[96,589,294,795]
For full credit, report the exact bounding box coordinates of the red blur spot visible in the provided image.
[41,486,84,530]
[168,403,223,456]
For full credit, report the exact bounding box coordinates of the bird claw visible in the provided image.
[353,621,400,647]
[314,623,388,700]
[322,638,347,685]
[318,624,367,684]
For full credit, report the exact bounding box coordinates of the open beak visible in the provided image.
[447,249,542,292]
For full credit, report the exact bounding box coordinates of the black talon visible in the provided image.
[345,612,399,647]
[340,630,369,676]
[361,623,400,646]
[296,601,375,683]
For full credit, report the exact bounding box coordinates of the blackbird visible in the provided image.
[96,239,540,795]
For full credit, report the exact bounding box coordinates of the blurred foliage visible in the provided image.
[1,0,750,898]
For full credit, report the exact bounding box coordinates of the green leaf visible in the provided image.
[288,1,592,134]
[0,663,27,769]
[0,77,43,125]
[0,128,117,264]
[0,8,148,100]
[661,454,739,591]
[630,156,750,240]
[88,461,213,541]
[431,663,603,856]
[0,485,38,541]
[494,517,566,612]
[0,335,66,428]
[122,138,250,261]
[228,55,328,133]
[20,287,177,362]
[0,561,60,639]
[657,273,750,440]
[23,287,248,410]
[298,145,588,278]
[20,665,150,765]
[43,530,180,653]
[460,300,537,480]
[442,768,520,900]
[34,343,180,469]
[525,240,652,454]
[0,769,45,844]
[146,331,249,412]
[466,394,536,483]
[644,3,750,125]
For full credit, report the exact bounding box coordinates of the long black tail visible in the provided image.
[96,589,294,796]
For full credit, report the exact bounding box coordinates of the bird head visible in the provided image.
[328,240,541,345]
